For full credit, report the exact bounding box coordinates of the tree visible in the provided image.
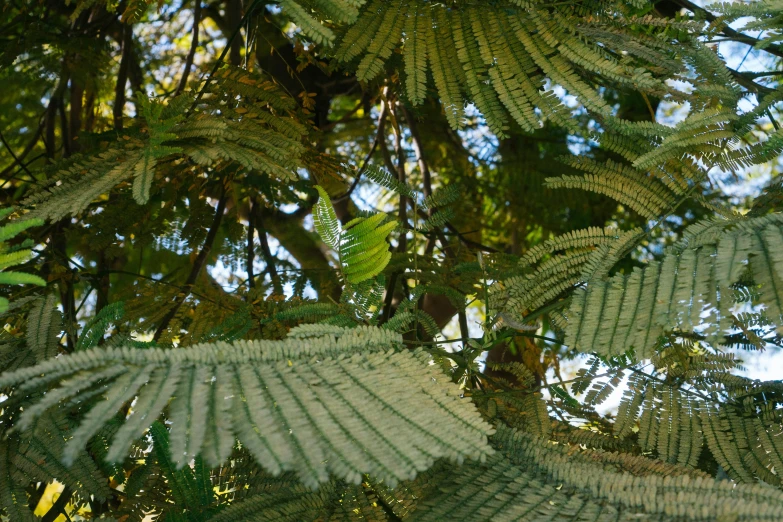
[1,0,782,519]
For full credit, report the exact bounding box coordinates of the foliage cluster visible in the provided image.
[0,0,782,520]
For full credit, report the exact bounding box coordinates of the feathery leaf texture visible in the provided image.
[0,439,35,522]
[140,418,783,521]
[492,227,643,324]
[5,0,783,518]
[314,186,396,284]
[546,157,681,220]
[491,425,783,520]
[331,1,679,135]
[20,66,307,221]
[565,214,783,360]
[26,294,62,362]
[406,423,783,521]
[11,413,114,503]
[0,327,494,488]
[0,211,45,313]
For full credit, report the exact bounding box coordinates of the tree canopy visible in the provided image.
[1,0,783,520]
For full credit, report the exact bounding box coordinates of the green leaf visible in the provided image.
[313,185,395,284]
[0,271,46,287]
[313,186,341,251]
[0,327,494,488]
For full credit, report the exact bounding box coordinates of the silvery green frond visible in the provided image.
[0,327,494,488]
[565,215,783,360]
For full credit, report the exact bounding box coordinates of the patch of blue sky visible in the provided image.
[457,104,500,165]
[208,232,318,299]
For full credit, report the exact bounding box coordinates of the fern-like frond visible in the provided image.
[0,327,494,488]
[413,423,783,520]
[331,0,685,133]
[411,453,621,521]
[0,439,35,522]
[490,424,783,520]
[0,211,45,312]
[565,214,783,360]
[132,96,184,204]
[21,67,309,221]
[26,294,62,362]
[12,413,114,502]
[546,157,680,220]
[494,228,643,325]
[314,186,396,284]
[21,147,144,222]
[404,1,429,106]
[520,226,622,268]
[632,109,740,170]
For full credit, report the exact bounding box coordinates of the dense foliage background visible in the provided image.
[0,0,782,520]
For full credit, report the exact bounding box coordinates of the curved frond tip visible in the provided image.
[0,327,494,488]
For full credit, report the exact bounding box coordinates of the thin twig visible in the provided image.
[0,128,35,178]
[91,269,231,309]
[333,101,388,203]
[458,310,470,349]
[114,25,132,130]
[41,487,74,522]
[254,29,308,98]
[175,0,201,96]
[246,196,256,294]
[28,482,47,512]
[674,0,783,60]
[413,206,499,253]
[640,92,656,123]
[400,105,432,206]
[188,0,262,115]
[320,100,364,132]
[153,186,228,341]
[381,96,410,323]
[389,100,408,237]
[253,201,283,294]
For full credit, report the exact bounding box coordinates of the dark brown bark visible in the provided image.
[57,95,70,157]
[83,85,96,132]
[175,0,201,95]
[226,0,244,67]
[114,25,132,130]
[69,77,84,153]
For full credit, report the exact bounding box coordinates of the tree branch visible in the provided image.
[114,24,132,130]
[175,0,201,96]
[333,101,388,203]
[257,204,340,299]
[57,94,70,157]
[254,203,283,295]
[0,127,38,178]
[226,0,244,67]
[381,97,410,323]
[27,482,47,512]
[188,0,261,115]
[41,486,74,522]
[246,196,256,293]
[674,0,783,59]
[400,105,432,205]
[153,186,228,341]
[69,75,84,153]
